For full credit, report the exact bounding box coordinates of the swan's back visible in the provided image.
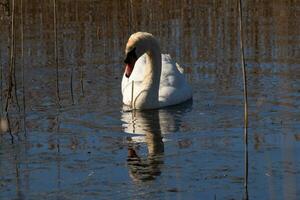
[122,54,192,108]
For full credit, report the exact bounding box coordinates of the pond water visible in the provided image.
[0,0,300,199]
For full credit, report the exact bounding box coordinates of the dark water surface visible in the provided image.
[0,0,300,199]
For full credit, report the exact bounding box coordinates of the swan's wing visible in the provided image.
[159,54,192,106]
[160,54,186,88]
[161,54,184,76]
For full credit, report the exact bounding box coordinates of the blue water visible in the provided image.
[0,1,300,199]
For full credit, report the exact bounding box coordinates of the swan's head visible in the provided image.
[124,32,158,77]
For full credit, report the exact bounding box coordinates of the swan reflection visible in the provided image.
[121,100,192,182]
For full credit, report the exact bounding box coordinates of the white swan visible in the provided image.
[122,32,192,110]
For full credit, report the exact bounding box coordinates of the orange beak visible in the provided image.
[125,63,134,77]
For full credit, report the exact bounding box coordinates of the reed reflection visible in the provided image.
[122,101,192,182]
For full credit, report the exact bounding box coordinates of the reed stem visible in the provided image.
[131,81,134,109]
[239,2,248,130]
[11,0,20,112]
[80,65,84,96]
[21,0,26,135]
[53,0,60,107]
[0,47,3,115]
[13,55,20,112]
[238,0,249,198]
[5,0,15,112]
[128,0,133,33]
[70,67,74,105]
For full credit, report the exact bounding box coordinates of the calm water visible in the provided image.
[0,0,300,199]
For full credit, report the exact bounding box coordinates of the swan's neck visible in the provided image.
[134,45,161,109]
[143,50,161,90]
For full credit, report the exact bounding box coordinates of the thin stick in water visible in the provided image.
[5,0,21,115]
[53,0,60,107]
[12,50,20,112]
[5,0,15,112]
[70,67,74,105]
[21,0,26,135]
[238,1,248,129]
[11,0,20,112]
[0,47,3,115]
[131,80,134,109]
[238,0,249,199]
[80,65,84,97]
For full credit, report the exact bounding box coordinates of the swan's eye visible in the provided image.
[124,47,137,64]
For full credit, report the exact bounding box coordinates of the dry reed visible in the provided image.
[5,0,17,143]
[53,0,60,107]
[80,65,84,96]
[70,67,74,105]
[238,0,249,199]
[21,0,26,135]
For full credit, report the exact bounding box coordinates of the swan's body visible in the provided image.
[122,54,192,108]
[122,32,192,110]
